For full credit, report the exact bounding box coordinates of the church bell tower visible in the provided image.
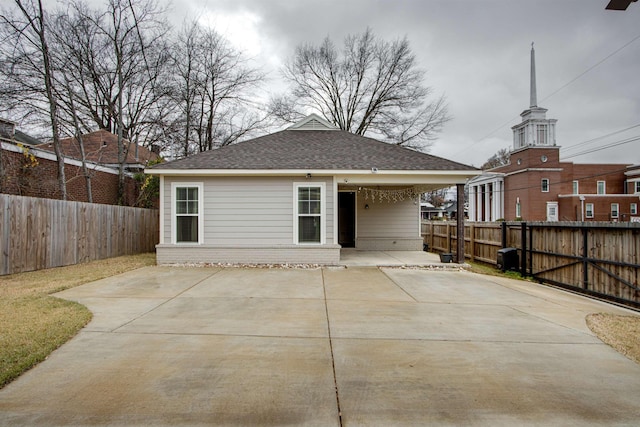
[511,44,557,150]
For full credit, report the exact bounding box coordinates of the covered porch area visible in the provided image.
[335,179,471,264]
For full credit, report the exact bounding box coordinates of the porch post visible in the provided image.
[456,183,465,264]
[468,185,476,221]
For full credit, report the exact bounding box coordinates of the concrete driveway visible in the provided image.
[2,266,640,426]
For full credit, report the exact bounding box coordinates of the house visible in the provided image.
[146,114,479,265]
[0,119,143,205]
[38,129,159,173]
[468,46,639,222]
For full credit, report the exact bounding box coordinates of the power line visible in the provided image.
[562,135,640,160]
[562,123,640,153]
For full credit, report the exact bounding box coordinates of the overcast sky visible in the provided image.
[164,0,639,167]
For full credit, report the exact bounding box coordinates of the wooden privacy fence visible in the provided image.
[422,220,640,308]
[1,194,159,275]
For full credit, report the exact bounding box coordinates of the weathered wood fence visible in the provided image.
[422,220,640,308]
[1,194,159,275]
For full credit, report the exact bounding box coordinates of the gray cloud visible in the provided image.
[173,0,640,166]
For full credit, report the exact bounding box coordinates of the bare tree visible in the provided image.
[422,188,449,207]
[168,21,266,157]
[0,0,67,199]
[52,0,172,202]
[270,28,451,151]
[481,147,511,170]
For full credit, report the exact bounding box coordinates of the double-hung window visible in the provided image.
[635,181,640,194]
[611,203,619,219]
[572,181,579,195]
[631,203,638,215]
[597,181,606,195]
[541,178,549,193]
[294,183,325,244]
[172,183,203,244]
[585,203,594,219]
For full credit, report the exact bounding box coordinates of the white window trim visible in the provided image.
[631,203,637,215]
[611,203,619,219]
[171,182,204,245]
[597,180,606,195]
[293,182,326,245]
[585,203,594,219]
[541,178,549,193]
[635,181,640,194]
[572,180,579,195]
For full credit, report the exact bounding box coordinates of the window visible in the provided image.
[631,203,638,215]
[295,183,325,244]
[515,201,522,218]
[172,183,203,244]
[635,181,640,194]
[611,203,619,219]
[572,181,579,195]
[541,178,549,193]
[537,124,547,145]
[517,127,525,148]
[585,203,594,219]
[597,181,606,195]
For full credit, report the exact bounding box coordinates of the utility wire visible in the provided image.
[562,135,640,160]
[562,123,640,153]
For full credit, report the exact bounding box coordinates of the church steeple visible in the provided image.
[511,43,557,151]
[530,43,537,108]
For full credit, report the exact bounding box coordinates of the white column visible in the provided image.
[476,185,483,221]
[484,184,491,223]
[469,185,476,221]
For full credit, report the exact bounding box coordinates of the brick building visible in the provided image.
[468,45,639,222]
[0,119,156,206]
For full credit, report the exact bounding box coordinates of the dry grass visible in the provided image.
[586,313,640,364]
[0,253,156,388]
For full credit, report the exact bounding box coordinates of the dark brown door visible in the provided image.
[338,192,356,247]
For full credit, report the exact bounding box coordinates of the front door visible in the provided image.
[338,192,356,247]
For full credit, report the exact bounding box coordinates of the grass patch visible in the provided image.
[466,261,528,281]
[0,253,156,388]
[586,313,640,364]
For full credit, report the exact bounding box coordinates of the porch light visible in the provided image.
[365,204,370,210]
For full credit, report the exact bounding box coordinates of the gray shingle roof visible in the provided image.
[152,129,477,171]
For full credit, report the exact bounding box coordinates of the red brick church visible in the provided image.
[468,45,640,222]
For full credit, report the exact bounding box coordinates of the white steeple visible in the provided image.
[511,43,557,150]
[530,42,537,108]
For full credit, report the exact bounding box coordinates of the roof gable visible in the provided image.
[288,113,338,131]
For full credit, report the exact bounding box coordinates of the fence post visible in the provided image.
[582,227,589,290]
[456,183,465,263]
[501,221,507,248]
[520,222,527,277]
[469,223,475,262]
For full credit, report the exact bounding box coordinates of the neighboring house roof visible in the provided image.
[38,129,158,166]
[150,120,477,172]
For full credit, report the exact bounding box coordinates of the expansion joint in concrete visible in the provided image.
[321,268,344,427]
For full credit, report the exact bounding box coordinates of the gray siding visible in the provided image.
[356,193,419,238]
[162,175,334,248]
[355,192,422,250]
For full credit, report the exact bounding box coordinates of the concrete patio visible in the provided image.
[1,266,640,426]
[339,249,456,267]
